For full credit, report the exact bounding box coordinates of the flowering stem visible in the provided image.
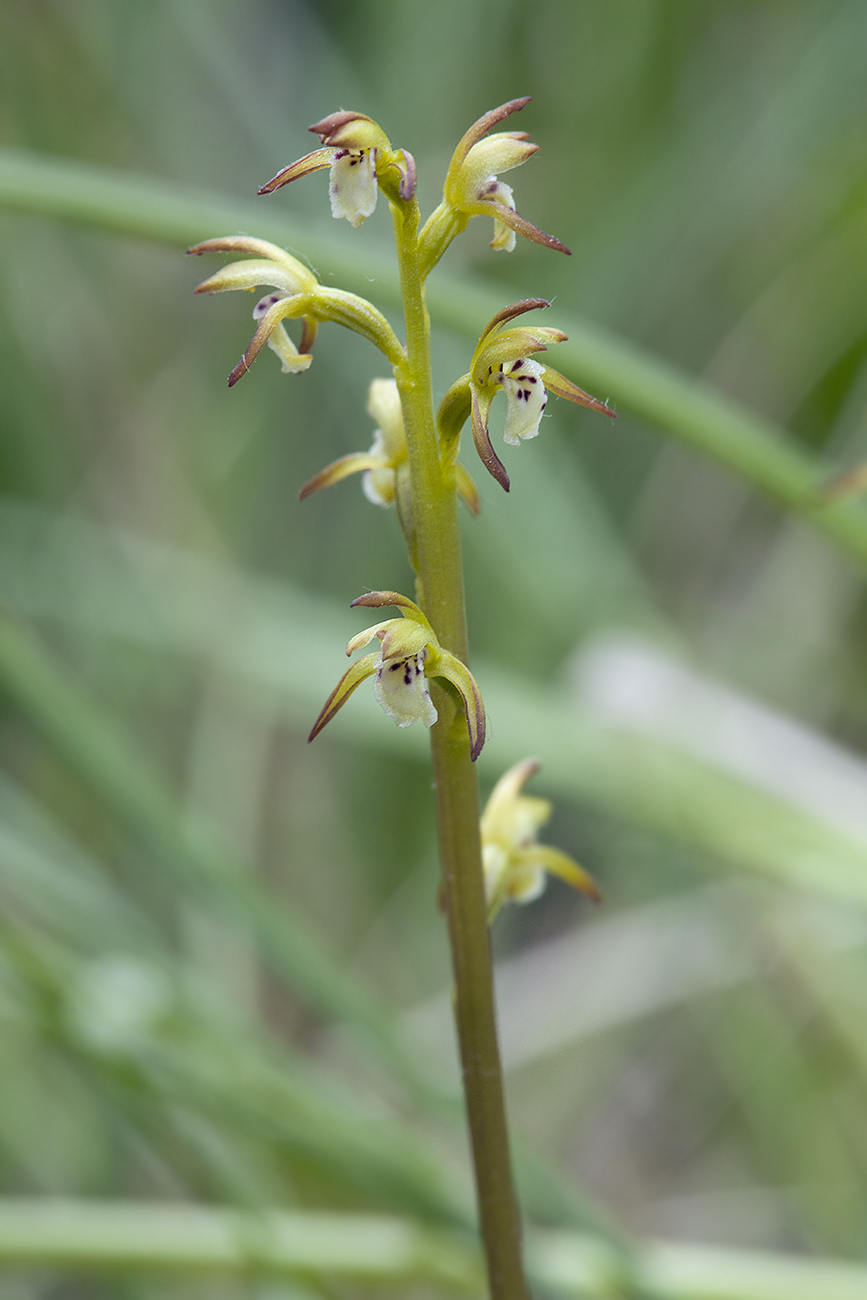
[390,197,530,1300]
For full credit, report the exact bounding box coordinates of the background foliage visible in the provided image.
[2,1,867,1295]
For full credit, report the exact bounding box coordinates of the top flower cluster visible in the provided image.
[258,96,570,269]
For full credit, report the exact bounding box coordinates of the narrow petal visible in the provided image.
[541,365,616,418]
[299,453,390,501]
[345,620,394,656]
[471,385,510,491]
[258,148,335,194]
[427,648,487,761]
[529,846,602,903]
[329,151,378,227]
[373,651,438,729]
[193,259,308,297]
[308,653,379,743]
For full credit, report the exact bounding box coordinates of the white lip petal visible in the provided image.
[373,652,438,728]
[501,358,547,444]
[329,150,378,227]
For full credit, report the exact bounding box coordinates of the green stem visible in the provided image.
[390,197,529,1300]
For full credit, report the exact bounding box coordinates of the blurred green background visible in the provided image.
[2,1,867,1295]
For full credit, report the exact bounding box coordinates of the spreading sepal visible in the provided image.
[309,593,486,760]
[482,759,601,924]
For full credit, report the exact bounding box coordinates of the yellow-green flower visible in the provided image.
[300,378,480,515]
[482,759,600,924]
[258,110,416,227]
[299,377,407,507]
[190,236,404,382]
[420,98,568,274]
[190,236,319,386]
[309,592,486,760]
[439,300,616,491]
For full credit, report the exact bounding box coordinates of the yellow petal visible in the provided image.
[299,453,390,501]
[530,846,602,903]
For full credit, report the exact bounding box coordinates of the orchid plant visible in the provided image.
[191,97,613,1300]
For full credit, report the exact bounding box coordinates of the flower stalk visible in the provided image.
[389,191,530,1300]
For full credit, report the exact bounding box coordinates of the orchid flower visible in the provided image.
[258,111,416,228]
[420,98,568,275]
[299,377,407,507]
[190,237,404,383]
[309,592,486,761]
[299,378,480,515]
[482,759,600,925]
[438,299,616,491]
[189,237,319,386]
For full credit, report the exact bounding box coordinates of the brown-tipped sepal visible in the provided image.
[541,365,616,419]
[426,646,487,762]
[308,654,379,743]
[258,149,335,194]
